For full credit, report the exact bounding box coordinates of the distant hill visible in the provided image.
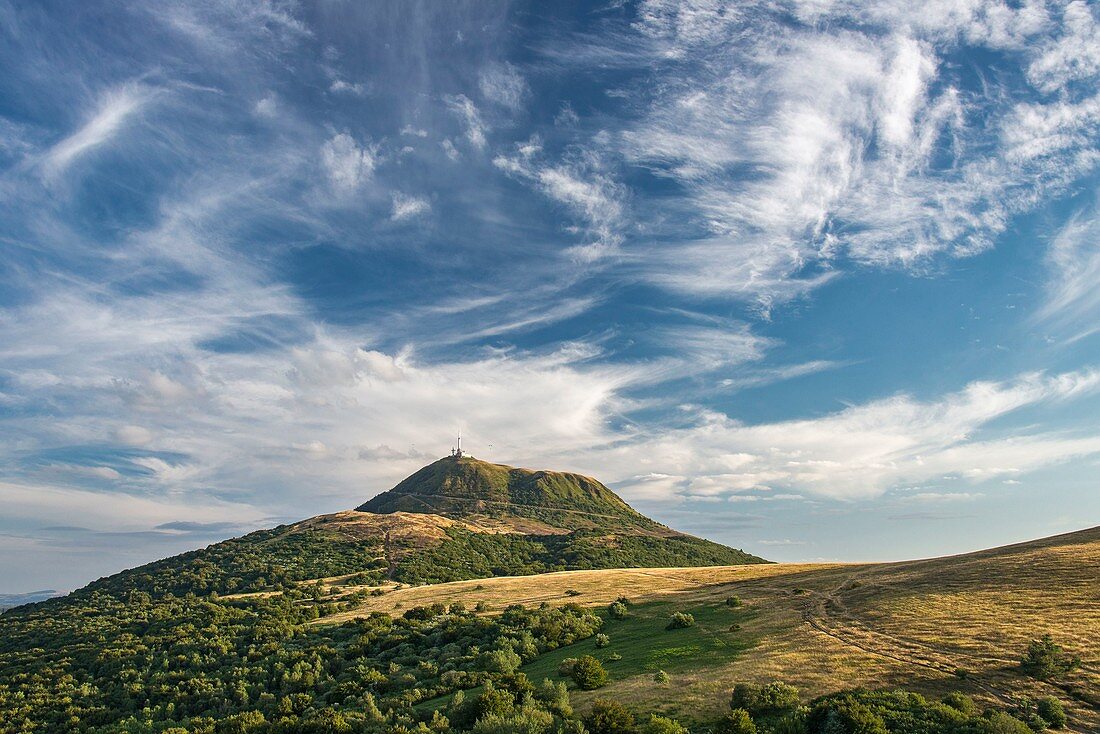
[73,455,765,600]
[0,590,57,611]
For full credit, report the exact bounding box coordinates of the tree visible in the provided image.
[1021,635,1080,680]
[535,678,572,718]
[571,655,609,690]
[757,681,799,715]
[482,648,523,674]
[1036,696,1067,729]
[608,602,628,620]
[584,699,636,734]
[806,696,887,734]
[716,709,757,734]
[730,683,761,713]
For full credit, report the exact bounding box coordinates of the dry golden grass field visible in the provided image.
[308,526,1099,731]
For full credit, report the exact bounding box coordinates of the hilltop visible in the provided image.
[358,455,655,532]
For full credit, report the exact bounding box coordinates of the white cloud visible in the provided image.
[601,369,1100,501]
[1036,204,1100,341]
[1027,1,1099,92]
[320,133,377,191]
[494,148,625,260]
[40,82,151,178]
[479,63,528,110]
[330,79,367,96]
[254,93,278,118]
[445,94,487,150]
[390,193,431,221]
[537,0,1099,304]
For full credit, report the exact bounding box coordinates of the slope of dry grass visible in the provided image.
[316,526,1100,729]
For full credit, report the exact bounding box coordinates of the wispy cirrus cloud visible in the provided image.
[537,0,1098,305]
[40,82,153,179]
[1036,202,1100,342]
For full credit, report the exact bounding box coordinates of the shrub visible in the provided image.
[716,709,757,734]
[565,589,582,597]
[639,714,688,734]
[595,633,611,648]
[665,612,695,630]
[558,658,578,677]
[482,648,522,674]
[943,692,978,717]
[653,670,671,684]
[982,711,1033,734]
[471,707,554,734]
[730,683,760,713]
[756,681,800,715]
[726,596,743,608]
[608,601,629,619]
[584,699,636,734]
[730,681,798,721]
[572,655,609,690]
[1021,635,1080,680]
[806,695,887,734]
[1036,696,1067,729]
[534,678,572,718]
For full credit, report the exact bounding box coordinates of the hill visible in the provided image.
[325,525,1100,731]
[0,520,1094,733]
[66,455,765,601]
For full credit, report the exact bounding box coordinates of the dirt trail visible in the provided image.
[799,570,1095,733]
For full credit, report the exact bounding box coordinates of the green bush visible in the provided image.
[943,692,978,716]
[726,596,743,607]
[584,699,636,734]
[982,711,1033,734]
[1021,635,1081,680]
[716,709,757,734]
[571,655,609,690]
[653,670,671,684]
[665,612,695,630]
[1036,696,1067,729]
[732,682,799,716]
[639,714,688,734]
[608,601,629,619]
[595,633,611,648]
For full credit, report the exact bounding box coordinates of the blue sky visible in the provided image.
[1,0,1098,593]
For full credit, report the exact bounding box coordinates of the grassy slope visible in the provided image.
[320,526,1100,730]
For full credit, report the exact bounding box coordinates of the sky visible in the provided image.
[1,0,1098,594]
